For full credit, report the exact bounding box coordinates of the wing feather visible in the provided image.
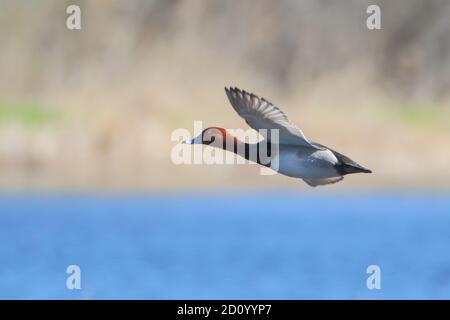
[225,87,319,149]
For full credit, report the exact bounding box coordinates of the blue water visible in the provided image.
[1,192,449,299]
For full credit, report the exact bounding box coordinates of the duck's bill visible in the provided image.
[182,139,194,144]
[182,135,202,144]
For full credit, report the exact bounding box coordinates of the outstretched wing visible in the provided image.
[303,176,344,187]
[225,87,320,149]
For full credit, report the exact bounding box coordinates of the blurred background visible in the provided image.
[1,0,450,299]
[1,0,449,191]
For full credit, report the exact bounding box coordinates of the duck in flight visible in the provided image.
[185,87,371,186]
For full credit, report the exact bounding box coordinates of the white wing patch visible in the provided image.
[225,87,320,149]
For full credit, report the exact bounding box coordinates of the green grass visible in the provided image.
[0,101,59,127]
[382,102,450,129]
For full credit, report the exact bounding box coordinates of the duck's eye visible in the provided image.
[202,132,215,144]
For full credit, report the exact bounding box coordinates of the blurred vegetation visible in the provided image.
[1,0,450,101]
[0,101,58,127]
[0,0,449,191]
[394,104,450,128]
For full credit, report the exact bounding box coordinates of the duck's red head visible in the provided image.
[183,127,233,147]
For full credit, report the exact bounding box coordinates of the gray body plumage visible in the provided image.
[186,87,371,186]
